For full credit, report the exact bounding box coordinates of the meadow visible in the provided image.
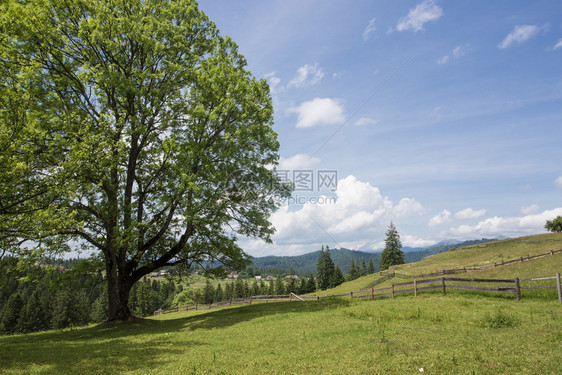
[1,233,561,374]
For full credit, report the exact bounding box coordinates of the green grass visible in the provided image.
[393,232,562,277]
[2,233,561,374]
[1,296,560,374]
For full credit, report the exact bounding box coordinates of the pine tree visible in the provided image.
[203,279,215,304]
[92,286,109,322]
[251,280,260,296]
[331,265,346,287]
[286,277,297,294]
[368,258,375,274]
[0,292,24,334]
[298,277,307,295]
[274,275,285,295]
[51,288,89,329]
[349,259,359,281]
[360,259,367,276]
[316,245,335,290]
[19,289,49,333]
[234,278,245,298]
[380,222,404,271]
[267,280,275,295]
[215,283,224,302]
[225,283,233,300]
[306,274,317,293]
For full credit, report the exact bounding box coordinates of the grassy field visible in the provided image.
[0,295,560,374]
[1,233,561,374]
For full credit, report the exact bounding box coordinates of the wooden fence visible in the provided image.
[380,248,562,279]
[154,273,561,315]
[153,293,304,315]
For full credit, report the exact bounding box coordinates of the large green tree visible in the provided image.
[0,0,289,321]
[545,216,562,233]
[380,222,404,271]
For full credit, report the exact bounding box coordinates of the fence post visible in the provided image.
[249,296,252,304]
[414,278,417,297]
[350,291,353,299]
[515,278,521,301]
[391,284,395,299]
[441,277,446,296]
[556,272,562,303]
[371,287,374,301]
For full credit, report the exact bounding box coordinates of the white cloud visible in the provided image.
[428,209,451,227]
[555,176,562,188]
[354,117,379,127]
[288,63,324,88]
[437,55,449,65]
[393,198,424,217]
[437,44,469,65]
[268,175,424,248]
[554,39,562,50]
[396,0,443,33]
[278,154,320,171]
[520,204,540,215]
[402,234,438,248]
[291,98,346,128]
[445,207,562,240]
[454,208,487,220]
[498,24,539,49]
[363,18,377,41]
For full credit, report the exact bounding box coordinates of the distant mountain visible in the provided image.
[248,238,500,276]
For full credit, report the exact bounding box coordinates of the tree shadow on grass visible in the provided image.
[0,298,350,374]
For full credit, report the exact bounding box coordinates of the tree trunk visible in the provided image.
[106,260,135,321]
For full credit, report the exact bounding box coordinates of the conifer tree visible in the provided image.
[234,278,245,298]
[380,222,404,271]
[203,279,215,304]
[306,274,317,293]
[267,280,275,295]
[316,245,335,290]
[349,259,359,281]
[298,277,307,295]
[360,259,367,276]
[251,280,260,296]
[0,292,24,334]
[225,283,233,300]
[286,277,297,294]
[331,265,346,287]
[215,283,224,302]
[19,289,48,333]
[367,258,375,274]
[274,275,285,295]
[51,288,89,329]
[92,286,109,322]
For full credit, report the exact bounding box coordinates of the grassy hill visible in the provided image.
[1,233,561,374]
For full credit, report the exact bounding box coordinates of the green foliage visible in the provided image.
[367,258,375,274]
[544,215,562,233]
[0,0,290,321]
[274,275,285,295]
[331,265,346,287]
[0,293,23,334]
[380,222,404,271]
[316,246,335,290]
[203,280,215,305]
[51,288,90,330]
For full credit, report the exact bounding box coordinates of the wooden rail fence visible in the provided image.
[154,273,561,315]
[380,248,562,279]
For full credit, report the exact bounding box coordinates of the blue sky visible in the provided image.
[197,0,562,256]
